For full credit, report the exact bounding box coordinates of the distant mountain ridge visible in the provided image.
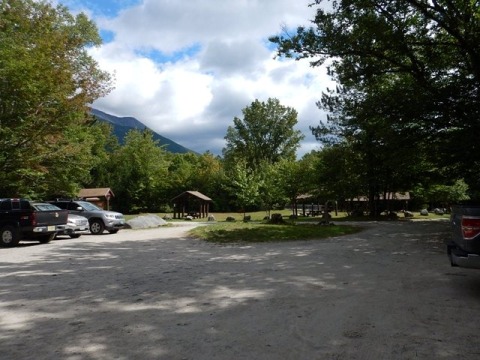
[90,108,193,154]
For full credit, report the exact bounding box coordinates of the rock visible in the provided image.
[269,213,285,224]
[226,216,235,222]
[207,215,216,221]
[127,214,168,229]
[420,209,429,216]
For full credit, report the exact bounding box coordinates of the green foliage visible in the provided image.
[109,129,169,213]
[414,179,470,207]
[271,0,480,197]
[274,158,314,215]
[223,98,304,171]
[310,145,364,201]
[0,0,112,198]
[86,121,120,189]
[222,160,261,213]
[256,162,289,215]
[164,151,226,210]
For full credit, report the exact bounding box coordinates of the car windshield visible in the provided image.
[78,201,101,211]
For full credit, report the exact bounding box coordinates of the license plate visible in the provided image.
[48,226,55,231]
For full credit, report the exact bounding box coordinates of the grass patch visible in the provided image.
[125,210,450,223]
[188,221,362,244]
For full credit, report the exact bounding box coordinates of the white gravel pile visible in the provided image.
[126,214,168,229]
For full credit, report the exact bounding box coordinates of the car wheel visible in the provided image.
[69,234,81,238]
[0,225,20,247]
[108,229,119,234]
[90,220,105,235]
[447,245,458,267]
[38,233,55,244]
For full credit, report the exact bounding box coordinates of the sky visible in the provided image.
[56,0,334,156]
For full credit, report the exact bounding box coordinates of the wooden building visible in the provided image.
[172,191,212,219]
[78,188,115,210]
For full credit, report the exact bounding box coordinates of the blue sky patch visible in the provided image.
[60,0,142,18]
[135,43,203,64]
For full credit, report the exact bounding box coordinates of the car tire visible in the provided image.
[38,233,55,244]
[447,244,459,267]
[69,234,81,238]
[90,220,105,235]
[0,225,20,247]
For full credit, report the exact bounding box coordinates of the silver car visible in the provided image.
[55,213,89,238]
[49,200,125,235]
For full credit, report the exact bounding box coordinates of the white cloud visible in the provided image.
[81,0,333,156]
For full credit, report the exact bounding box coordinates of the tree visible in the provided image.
[271,0,480,195]
[110,130,169,213]
[0,0,112,197]
[414,179,470,209]
[165,151,225,211]
[255,162,289,217]
[86,121,120,190]
[276,157,315,216]
[223,98,304,171]
[222,160,261,217]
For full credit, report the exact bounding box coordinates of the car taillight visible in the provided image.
[29,213,37,226]
[461,217,480,239]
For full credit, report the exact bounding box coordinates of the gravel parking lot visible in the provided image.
[1,220,479,359]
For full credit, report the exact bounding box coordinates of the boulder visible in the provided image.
[269,213,285,224]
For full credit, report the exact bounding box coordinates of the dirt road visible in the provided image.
[1,220,479,359]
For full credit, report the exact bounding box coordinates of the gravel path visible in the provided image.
[1,220,480,359]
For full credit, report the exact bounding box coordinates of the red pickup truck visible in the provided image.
[0,198,68,247]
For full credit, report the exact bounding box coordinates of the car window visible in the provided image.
[67,202,80,211]
[20,200,31,210]
[52,202,67,209]
[0,200,11,211]
[78,201,100,211]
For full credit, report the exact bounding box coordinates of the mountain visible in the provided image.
[90,108,194,154]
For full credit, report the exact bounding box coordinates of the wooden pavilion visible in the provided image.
[172,191,212,219]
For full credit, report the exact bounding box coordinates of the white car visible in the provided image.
[55,214,89,238]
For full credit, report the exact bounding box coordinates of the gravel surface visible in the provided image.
[1,220,480,360]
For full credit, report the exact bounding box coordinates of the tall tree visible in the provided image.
[222,160,261,216]
[276,157,315,216]
[110,130,169,213]
[223,98,304,171]
[271,0,480,195]
[0,0,112,197]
